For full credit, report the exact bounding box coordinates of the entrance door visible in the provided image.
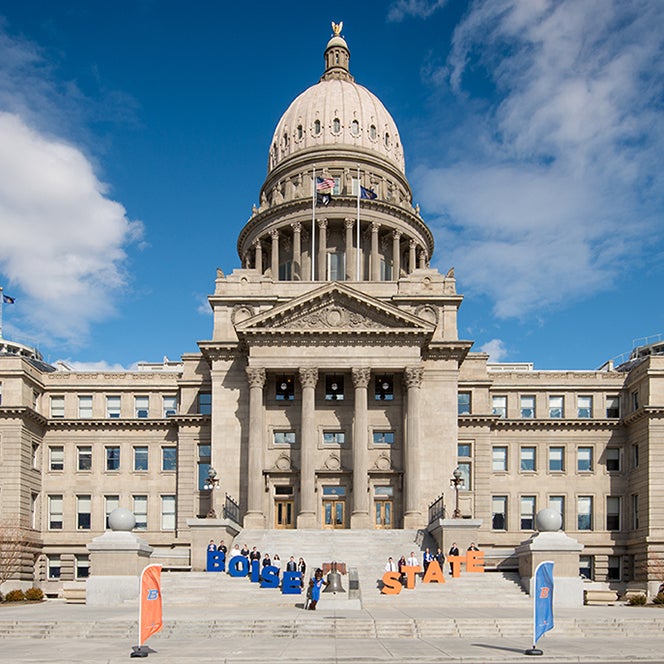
[375,500,393,529]
[323,500,346,529]
[275,500,294,529]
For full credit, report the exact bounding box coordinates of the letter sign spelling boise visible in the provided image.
[381,550,484,594]
[223,554,302,594]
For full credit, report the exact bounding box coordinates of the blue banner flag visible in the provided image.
[360,185,377,200]
[2,294,15,304]
[533,561,554,645]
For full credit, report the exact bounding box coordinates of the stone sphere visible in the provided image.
[536,508,563,532]
[108,508,136,532]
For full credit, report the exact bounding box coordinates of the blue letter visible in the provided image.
[206,550,225,572]
[282,571,302,594]
[260,565,280,588]
[250,559,261,583]
[228,555,249,577]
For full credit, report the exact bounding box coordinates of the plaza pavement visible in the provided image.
[1,598,664,663]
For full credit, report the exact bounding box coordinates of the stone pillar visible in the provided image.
[317,219,327,281]
[270,229,279,279]
[351,368,371,528]
[298,368,318,528]
[254,239,263,275]
[292,222,301,280]
[403,367,423,528]
[244,367,266,528]
[344,218,354,281]
[392,231,401,280]
[371,222,381,281]
[409,240,417,274]
[418,249,426,270]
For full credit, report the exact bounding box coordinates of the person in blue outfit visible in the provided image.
[308,568,328,610]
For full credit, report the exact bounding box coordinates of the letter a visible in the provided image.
[422,559,445,584]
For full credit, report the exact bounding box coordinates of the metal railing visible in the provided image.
[428,493,446,523]
[223,493,241,525]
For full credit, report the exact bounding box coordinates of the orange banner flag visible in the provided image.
[139,564,163,646]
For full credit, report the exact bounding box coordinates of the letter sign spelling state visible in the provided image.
[422,559,446,584]
[282,571,302,594]
[228,555,249,577]
[380,571,402,594]
[402,565,420,589]
[466,550,485,573]
[447,555,464,578]
[260,565,280,588]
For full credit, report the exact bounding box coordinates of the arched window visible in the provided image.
[297,124,303,140]
[351,120,359,136]
[370,124,377,140]
[333,118,341,133]
[385,133,390,147]
[314,119,321,135]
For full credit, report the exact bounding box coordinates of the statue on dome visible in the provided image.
[332,21,343,36]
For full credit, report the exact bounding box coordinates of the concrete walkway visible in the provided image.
[1,599,664,663]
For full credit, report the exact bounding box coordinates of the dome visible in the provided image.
[267,34,405,175]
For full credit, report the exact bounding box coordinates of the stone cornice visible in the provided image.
[623,406,664,425]
[44,414,209,431]
[458,415,624,431]
[424,341,473,363]
[198,342,245,362]
[0,406,47,427]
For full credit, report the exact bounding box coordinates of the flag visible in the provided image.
[316,176,334,206]
[139,564,163,646]
[533,561,554,645]
[2,294,15,304]
[360,185,377,200]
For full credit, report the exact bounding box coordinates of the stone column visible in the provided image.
[403,367,424,528]
[392,231,401,280]
[418,249,426,270]
[409,240,417,274]
[270,229,280,279]
[317,219,327,281]
[345,218,354,281]
[298,368,318,528]
[371,222,381,281]
[291,222,301,280]
[254,239,263,275]
[244,367,266,528]
[351,368,372,528]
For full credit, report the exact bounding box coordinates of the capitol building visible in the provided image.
[1,26,663,597]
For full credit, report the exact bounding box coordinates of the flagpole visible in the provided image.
[356,165,361,280]
[312,166,316,281]
[0,286,4,340]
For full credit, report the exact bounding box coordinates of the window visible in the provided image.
[275,375,295,401]
[106,446,120,471]
[134,446,148,471]
[274,431,296,445]
[31,493,38,529]
[50,395,65,419]
[375,486,394,497]
[162,446,177,471]
[632,494,639,530]
[520,447,536,472]
[520,496,536,530]
[322,432,345,445]
[78,395,92,418]
[48,495,63,530]
[492,396,507,418]
[457,443,472,458]
[32,442,39,468]
[375,375,394,400]
[332,117,341,133]
[163,395,177,417]
[313,119,321,135]
[606,395,620,418]
[606,447,621,472]
[75,555,90,579]
[297,124,303,140]
[579,555,593,580]
[631,390,639,412]
[632,444,639,468]
[49,446,64,471]
[577,447,593,472]
[105,495,119,529]
[279,260,292,281]
[373,431,394,445]
[77,495,91,530]
[492,446,507,472]
[106,395,121,419]
[133,495,148,530]
[606,496,621,531]
[384,132,390,147]
[578,496,593,530]
[351,119,359,136]
[198,392,212,415]
[549,495,565,529]
[492,496,507,530]
[325,374,344,400]
[369,124,377,139]
[78,446,92,471]
[458,392,471,415]
[549,395,563,418]
[327,251,345,280]
[198,444,211,491]
[47,555,62,580]
[161,495,176,531]
[520,395,535,418]
[379,258,392,281]
[607,555,621,581]
[548,446,564,472]
[134,396,149,418]
[577,395,592,418]
[457,461,471,490]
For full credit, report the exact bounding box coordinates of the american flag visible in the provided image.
[316,176,335,193]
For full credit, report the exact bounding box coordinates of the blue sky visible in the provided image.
[0,0,662,370]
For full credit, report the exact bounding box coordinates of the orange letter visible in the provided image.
[402,565,420,589]
[381,571,402,594]
[466,550,485,573]
[447,556,463,578]
[422,559,446,584]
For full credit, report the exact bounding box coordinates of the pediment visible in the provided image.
[235,283,434,337]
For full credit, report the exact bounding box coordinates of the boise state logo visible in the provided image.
[147,589,159,600]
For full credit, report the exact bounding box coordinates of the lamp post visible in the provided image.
[203,467,220,518]
[450,467,464,519]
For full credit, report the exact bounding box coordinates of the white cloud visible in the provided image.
[415,0,664,319]
[387,0,448,23]
[54,359,140,372]
[478,338,508,362]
